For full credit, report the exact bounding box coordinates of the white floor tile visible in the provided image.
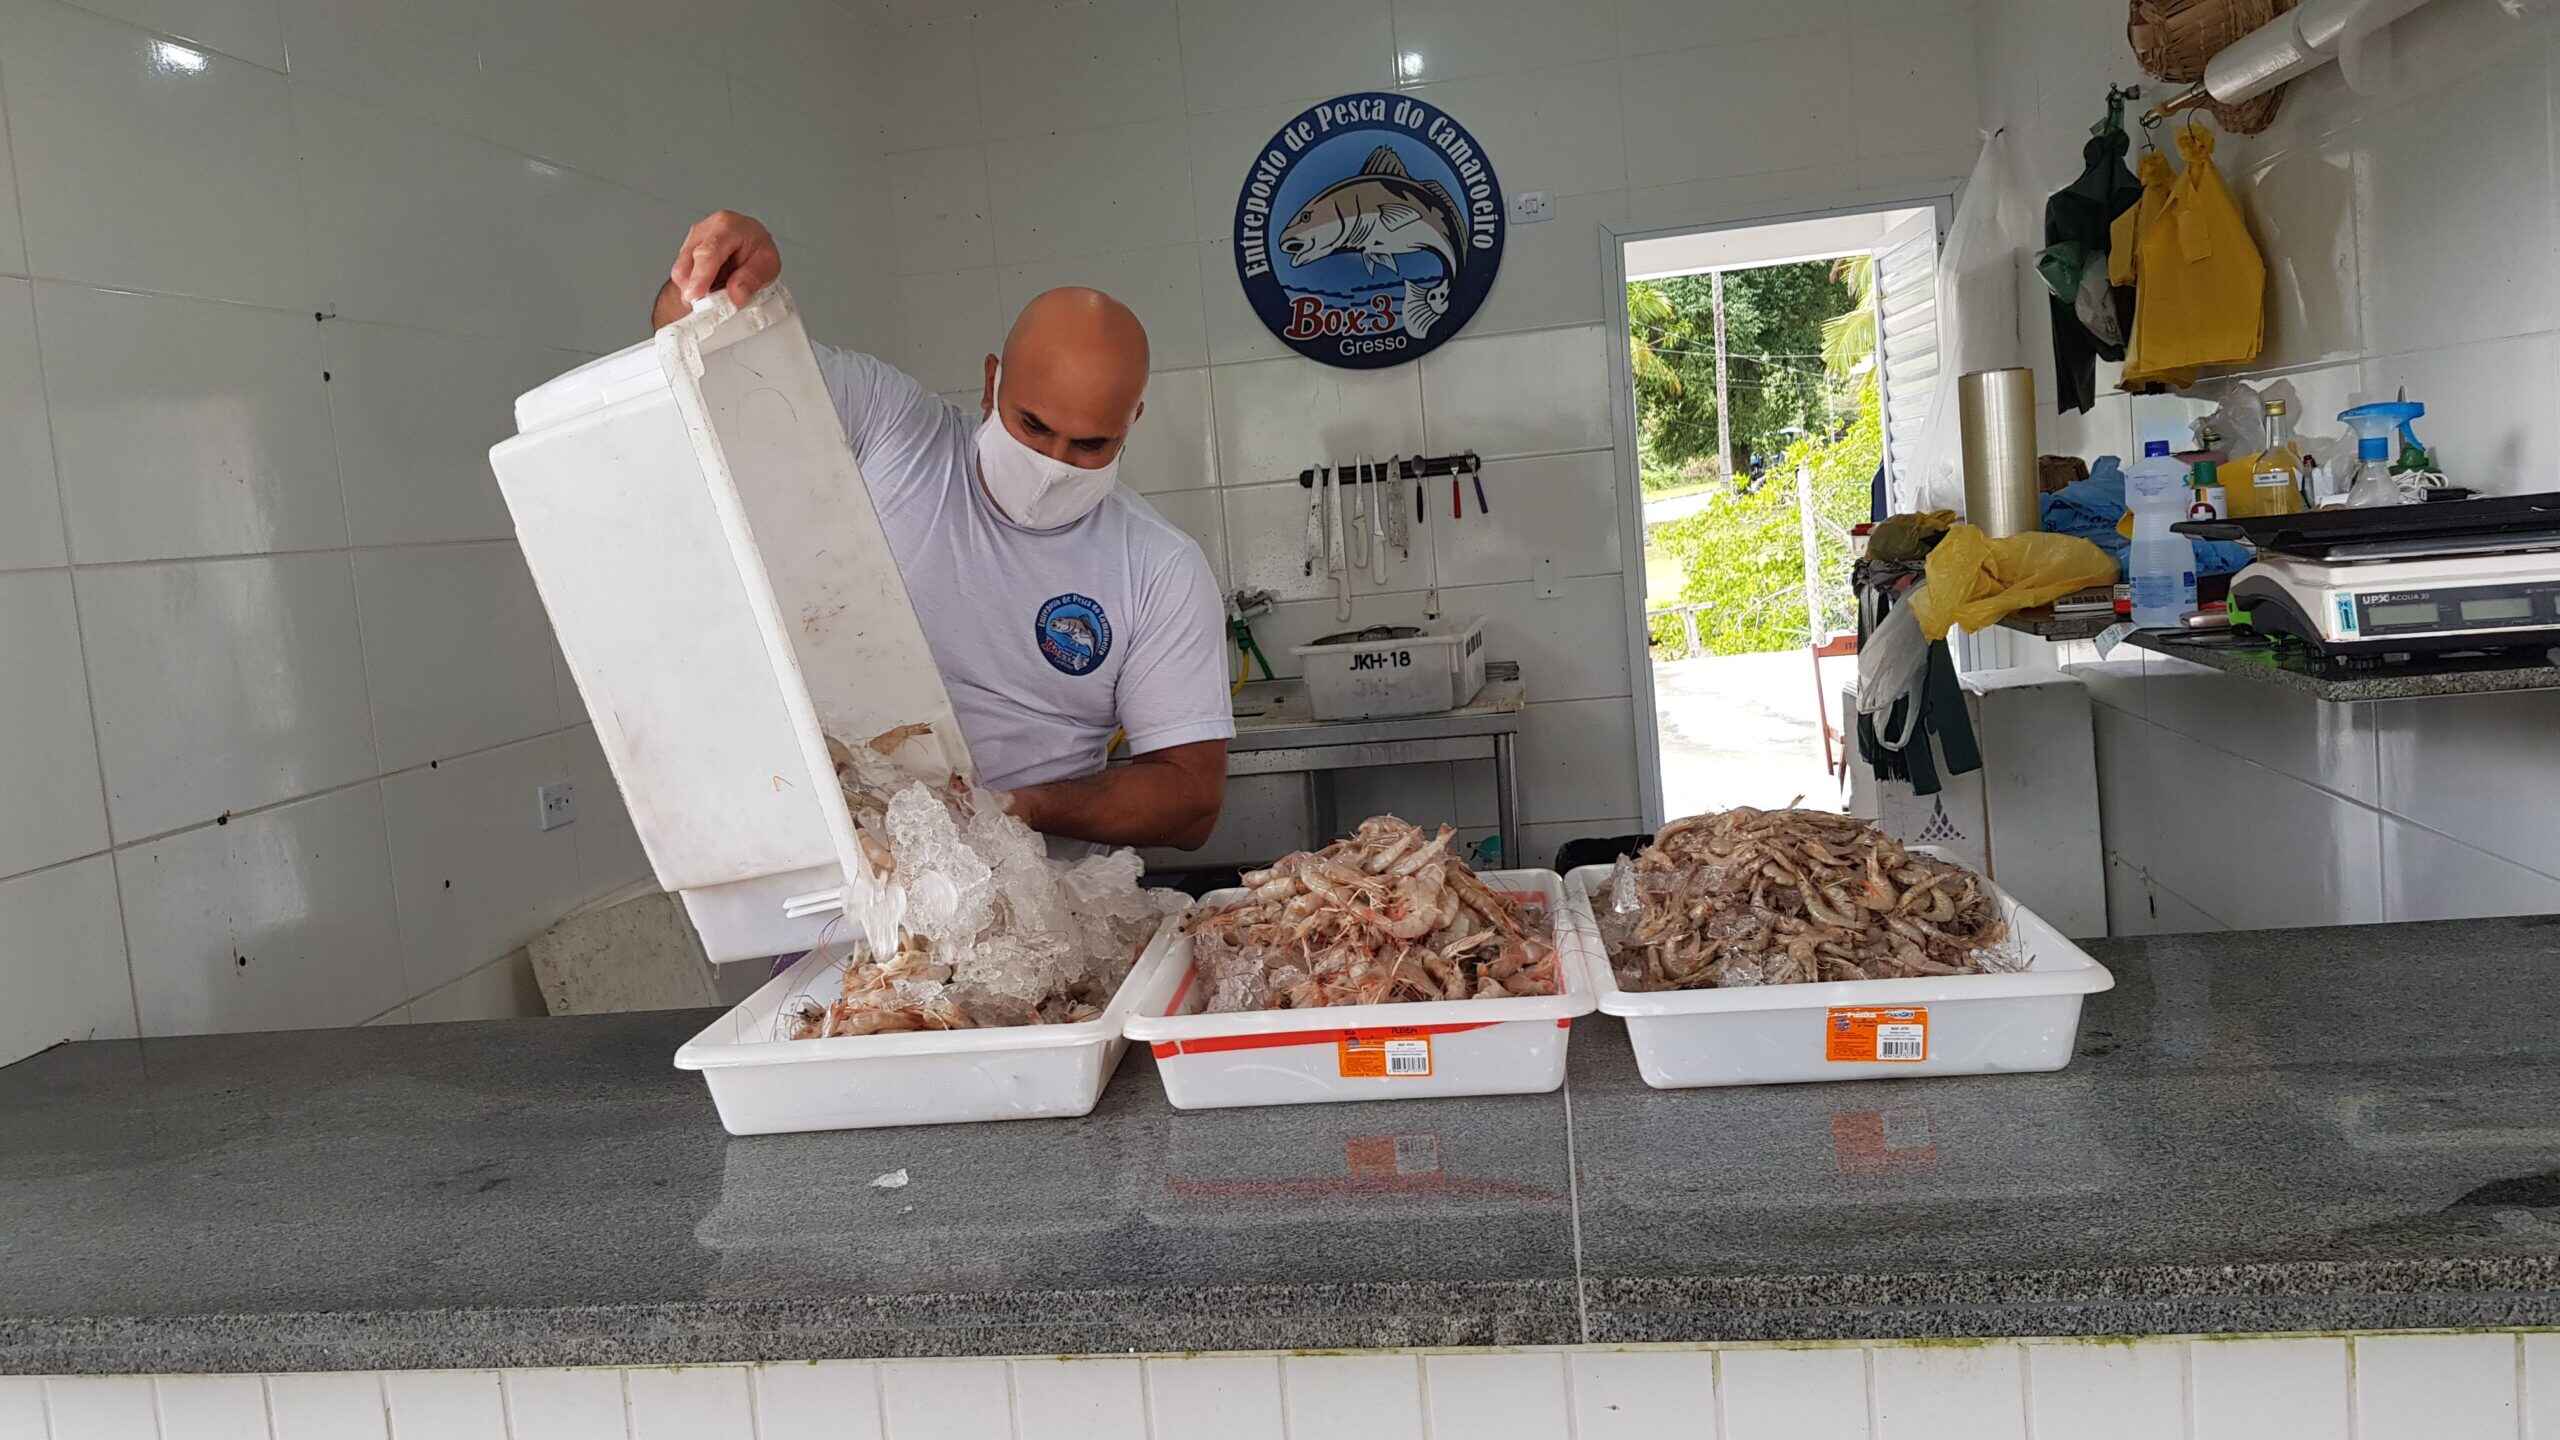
[753,1361,881,1440]
[37,282,342,564]
[353,542,562,772]
[1012,1358,1143,1440]
[154,1374,266,1440]
[382,1371,504,1439]
[1144,1356,1282,1440]
[118,782,404,1035]
[44,1377,158,1439]
[0,0,302,307]
[878,1360,1011,1440]
[2189,1337,2346,1440]
[0,1378,45,1440]
[1425,1352,1570,1440]
[78,553,376,842]
[2523,1333,2560,1440]
[2024,1342,2183,1440]
[2354,1333,2516,1440]
[0,570,108,878]
[1284,1355,1424,1440]
[501,1368,628,1440]
[381,735,582,998]
[624,1367,753,1440]
[266,1373,387,1440]
[1871,1344,2022,1440]
[1719,1346,1868,1440]
[1566,1351,1716,1440]
[0,280,63,573]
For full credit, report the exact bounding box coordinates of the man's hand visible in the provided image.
[652,210,781,328]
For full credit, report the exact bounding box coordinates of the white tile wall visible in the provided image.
[0,0,869,1062]
[17,1335,2560,1439]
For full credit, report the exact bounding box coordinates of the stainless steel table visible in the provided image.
[1226,677,1526,863]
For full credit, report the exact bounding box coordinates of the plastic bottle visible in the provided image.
[2126,440,2197,628]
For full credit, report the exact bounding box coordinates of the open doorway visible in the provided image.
[1607,199,1950,828]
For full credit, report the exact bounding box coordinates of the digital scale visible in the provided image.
[2176,493,2560,659]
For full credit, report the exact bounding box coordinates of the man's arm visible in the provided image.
[651,210,783,328]
[1004,740,1227,850]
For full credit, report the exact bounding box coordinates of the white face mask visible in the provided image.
[974,380,1121,529]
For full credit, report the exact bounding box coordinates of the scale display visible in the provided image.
[2353,580,2560,637]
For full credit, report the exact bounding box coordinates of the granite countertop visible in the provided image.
[9,917,2560,1374]
[2126,628,2560,701]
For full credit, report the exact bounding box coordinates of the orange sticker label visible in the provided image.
[1338,1033,1434,1078]
[1825,1006,1928,1063]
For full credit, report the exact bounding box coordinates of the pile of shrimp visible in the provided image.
[1597,807,2018,991]
[778,721,1170,1039]
[1182,815,1560,1012]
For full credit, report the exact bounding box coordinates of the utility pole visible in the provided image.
[1711,268,1732,487]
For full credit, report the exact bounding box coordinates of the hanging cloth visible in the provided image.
[2039,127,2143,413]
[2114,147,2200,392]
[2130,125,2265,374]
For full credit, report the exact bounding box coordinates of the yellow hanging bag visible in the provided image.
[2115,147,2200,391]
[2129,124,2264,374]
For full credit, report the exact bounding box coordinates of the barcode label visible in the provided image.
[1339,1034,1434,1078]
[1826,1007,1929,1063]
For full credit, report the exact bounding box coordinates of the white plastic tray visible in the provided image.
[1564,852,2112,1089]
[1123,871,1599,1110]
[673,915,1182,1135]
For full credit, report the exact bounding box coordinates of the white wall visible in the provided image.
[0,0,895,1065]
[1977,0,2560,933]
[857,0,1982,872]
[6,1332,2551,1440]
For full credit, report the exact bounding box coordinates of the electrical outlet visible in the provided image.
[1508,190,1553,224]
[538,783,575,831]
[1535,555,1561,598]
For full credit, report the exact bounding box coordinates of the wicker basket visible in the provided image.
[2127,0,2298,133]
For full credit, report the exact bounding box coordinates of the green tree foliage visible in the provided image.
[1626,261,1857,483]
[1650,376,1881,655]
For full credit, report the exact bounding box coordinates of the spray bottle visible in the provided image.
[2336,400,2427,507]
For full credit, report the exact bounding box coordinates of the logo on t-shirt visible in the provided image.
[1034,593,1112,676]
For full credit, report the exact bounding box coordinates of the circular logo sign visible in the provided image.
[1232,91,1504,369]
[1034,593,1112,676]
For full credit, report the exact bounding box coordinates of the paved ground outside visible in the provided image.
[1652,647,1850,820]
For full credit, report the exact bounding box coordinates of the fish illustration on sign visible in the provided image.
[1275,145,1466,340]
[1046,613,1098,654]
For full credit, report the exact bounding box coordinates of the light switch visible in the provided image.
[1536,556,1561,598]
[1509,191,1553,224]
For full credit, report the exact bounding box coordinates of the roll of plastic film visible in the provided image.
[1958,367,2040,537]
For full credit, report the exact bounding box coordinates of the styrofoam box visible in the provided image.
[491,286,967,964]
[1291,616,1487,720]
[674,915,1183,1134]
[1123,870,1599,1109]
[1563,855,2113,1088]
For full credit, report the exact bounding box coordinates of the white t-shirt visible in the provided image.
[811,343,1234,793]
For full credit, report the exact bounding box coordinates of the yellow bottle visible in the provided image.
[2233,399,2304,518]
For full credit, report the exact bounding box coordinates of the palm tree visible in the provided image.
[1821,253,1877,380]
[1627,280,1684,396]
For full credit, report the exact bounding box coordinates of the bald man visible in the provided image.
[653,210,1230,850]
